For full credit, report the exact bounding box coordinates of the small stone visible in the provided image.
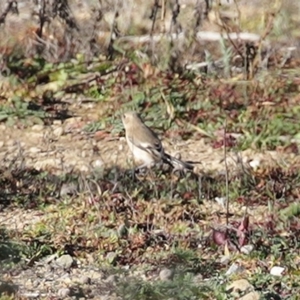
[215,197,226,207]
[106,274,118,284]
[53,120,62,126]
[92,159,104,168]
[0,141,4,148]
[88,270,103,280]
[79,165,89,173]
[57,288,71,298]
[225,263,244,276]
[226,279,254,293]
[56,254,74,269]
[43,253,58,264]
[249,159,260,170]
[241,244,254,255]
[159,268,174,281]
[106,252,118,264]
[31,124,44,131]
[270,266,285,276]
[53,127,64,137]
[34,158,61,170]
[60,182,78,196]
[29,147,41,154]
[220,255,231,264]
[193,273,203,284]
[239,291,261,300]
[79,275,91,285]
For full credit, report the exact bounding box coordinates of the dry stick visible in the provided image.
[224,115,230,229]
[161,0,166,33]
[149,0,160,62]
[150,0,159,37]
[169,0,180,35]
[107,0,120,60]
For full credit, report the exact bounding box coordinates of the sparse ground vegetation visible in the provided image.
[0,0,300,299]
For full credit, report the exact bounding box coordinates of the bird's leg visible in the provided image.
[135,162,151,174]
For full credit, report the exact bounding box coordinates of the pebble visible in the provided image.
[29,147,41,154]
[241,244,254,255]
[92,159,104,168]
[34,158,61,170]
[226,279,253,293]
[55,254,74,269]
[270,266,285,276]
[53,127,64,137]
[106,274,118,284]
[225,263,244,276]
[79,275,91,285]
[57,287,71,298]
[88,270,104,280]
[31,124,44,131]
[53,120,62,126]
[60,182,78,196]
[159,268,174,281]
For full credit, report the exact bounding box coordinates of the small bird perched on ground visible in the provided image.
[121,111,196,171]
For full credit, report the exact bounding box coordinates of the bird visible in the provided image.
[121,111,196,171]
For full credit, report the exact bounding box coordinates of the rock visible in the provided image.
[88,270,103,280]
[43,253,59,264]
[220,255,231,264]
[78,275,91,285]
[239,291,261,300]
[78,165,90,173]
[53,120,62,126]
[55,254,74,269]
[60,182,78,196]
[57,287,71,298]
[159,268,174,281]
[106,252,118,264]
[106,274,119,284]
[226,279,253,293]
[34,158,61,170]
[270,266,285,276]
[53,127,64,137]
[241,244,254,255]
[28,147,41,154]
[225,263,244,276]
[193,273,203,284]
[31,124,44,131]
[92,159,104,168]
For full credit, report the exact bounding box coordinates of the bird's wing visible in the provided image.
[128,135,163,158]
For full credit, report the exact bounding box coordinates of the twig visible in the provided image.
[107,0,120,60]
[224,115,229,229]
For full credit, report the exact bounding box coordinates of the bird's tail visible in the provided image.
[163,153,198,171]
